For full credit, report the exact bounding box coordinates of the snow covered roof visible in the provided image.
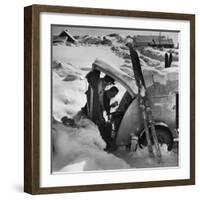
[92,59,138,97]
[54,29,76,43]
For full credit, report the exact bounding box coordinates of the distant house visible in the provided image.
[53,29,76,45]
[133,35,174,48]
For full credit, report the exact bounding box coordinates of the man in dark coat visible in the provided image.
[103,86,119,118]
[100,86,119,150]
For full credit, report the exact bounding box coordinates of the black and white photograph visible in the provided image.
[51,25,179,173]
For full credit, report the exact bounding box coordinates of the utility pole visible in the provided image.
[159,32,161,47]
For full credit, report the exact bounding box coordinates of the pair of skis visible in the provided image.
[127,43,162,162]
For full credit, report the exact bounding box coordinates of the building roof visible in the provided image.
[133,35,174,46]
[54,29,76,43]
[134,35,162,43]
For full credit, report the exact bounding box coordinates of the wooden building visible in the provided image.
[133,35,174,48]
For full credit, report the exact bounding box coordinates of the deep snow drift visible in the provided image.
[52,34,179,173]
[52,118,130,172]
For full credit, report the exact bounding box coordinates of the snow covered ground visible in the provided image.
[52,33,179,173]
[52,119,130,172]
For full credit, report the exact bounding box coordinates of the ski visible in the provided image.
[127,43,162,161]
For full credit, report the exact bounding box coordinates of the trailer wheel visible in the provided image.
[138,125,174,151]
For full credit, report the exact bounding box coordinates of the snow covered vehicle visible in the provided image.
[84,45,178,156]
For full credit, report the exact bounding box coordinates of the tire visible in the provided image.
[138,125,174,151]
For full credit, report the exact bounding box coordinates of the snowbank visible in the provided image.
[53,71,86,120]
[139,47,179,62]
[53,60,83,79]
[52,118,130,172]
[116,144,178,168]
[53,45,124,71]
[143,65,178,89]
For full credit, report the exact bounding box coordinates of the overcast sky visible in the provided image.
[52,25,179,45]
